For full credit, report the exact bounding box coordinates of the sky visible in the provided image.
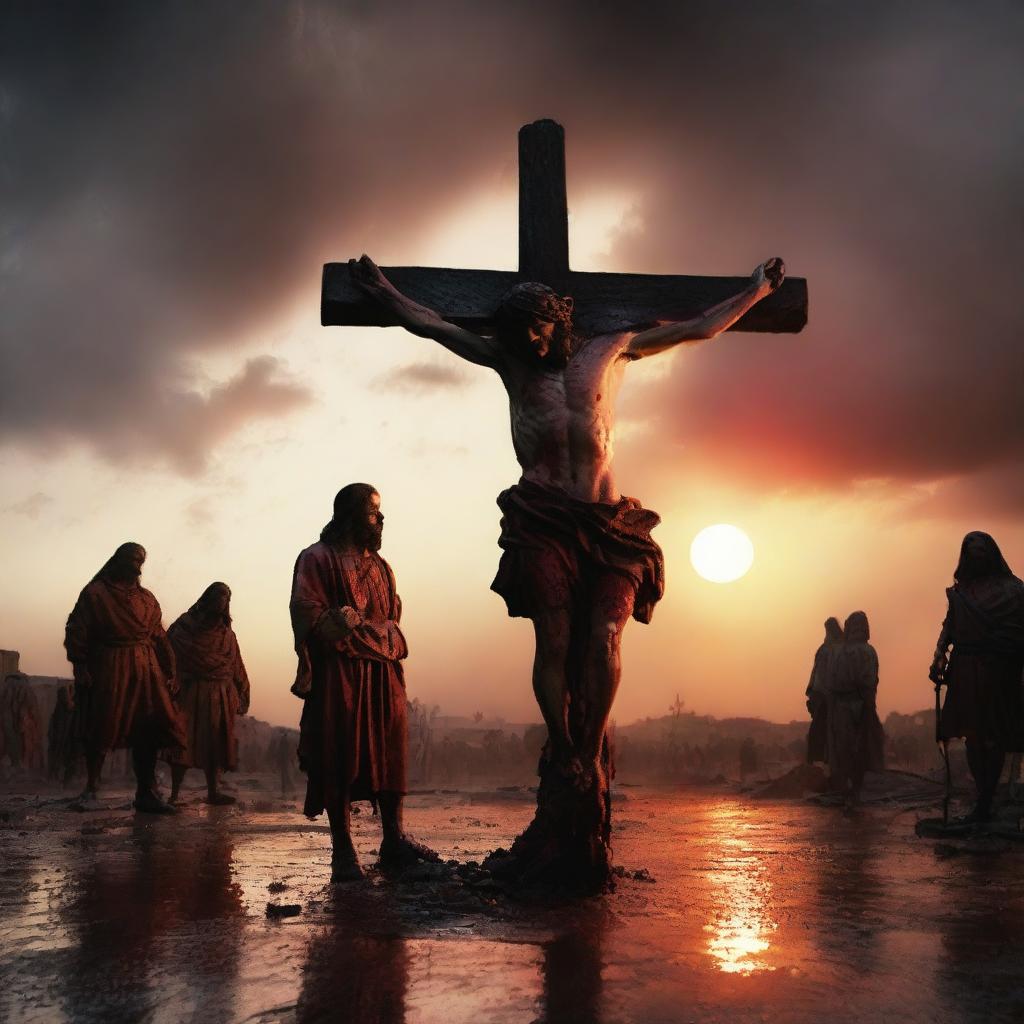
[2,1,1022,729]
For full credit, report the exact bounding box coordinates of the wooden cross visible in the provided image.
[322,119,807,337]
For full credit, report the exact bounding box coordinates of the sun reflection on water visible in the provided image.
[702,807,778,975]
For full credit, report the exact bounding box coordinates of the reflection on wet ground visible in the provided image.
[2,783,1023,1023]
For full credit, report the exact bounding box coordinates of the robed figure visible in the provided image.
[290,483,438,881]
[806,617,844,764]
[826,611,885,809]
[0,671,45,773]
[64,542,185,812]
[165,583,251,805]
[931,532,1024,824]
[47,683,77,785]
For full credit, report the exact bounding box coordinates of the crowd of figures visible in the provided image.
[804,532,1024,824]
[2,515,1022,880]
[60,551,251,811]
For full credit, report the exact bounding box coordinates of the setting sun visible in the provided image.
[690,524,755,583]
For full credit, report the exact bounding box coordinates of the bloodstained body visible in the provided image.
[349,255,784,890]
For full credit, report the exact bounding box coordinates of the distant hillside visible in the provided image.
[616,710,806,747]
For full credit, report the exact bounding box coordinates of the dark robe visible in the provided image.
[491,478,665,624]
[64,578,186,753]
[0,674,44,771]
[939,575,1024,750]
[826,640,885,793]
[166,611,250,772]
[805,641,840,764]
[47,684,77,780]
[290,542,408,817]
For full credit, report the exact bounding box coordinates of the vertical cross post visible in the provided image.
[518,119,570,287]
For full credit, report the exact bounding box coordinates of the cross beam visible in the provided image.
[322,119,807,337]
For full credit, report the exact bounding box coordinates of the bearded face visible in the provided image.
[355,493,384,552]
[111,544,145,582]
[498,313,572,369]
[494,283,575,369]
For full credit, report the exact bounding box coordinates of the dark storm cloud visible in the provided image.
[2,1,1021,501]
[372,361,469,393]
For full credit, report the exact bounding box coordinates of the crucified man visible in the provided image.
[350,254,785,785]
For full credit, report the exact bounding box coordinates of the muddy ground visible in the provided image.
[1,772,1022,1023]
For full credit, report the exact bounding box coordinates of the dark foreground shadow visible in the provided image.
[58,819,243,1023]
[295,887,409,1024]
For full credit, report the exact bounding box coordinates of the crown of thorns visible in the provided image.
[497,282,574,322]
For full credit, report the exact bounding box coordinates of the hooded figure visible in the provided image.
[932,532,1024,823]
[806,617,843,764]
[64,542,185,812]
[165,583,250,805]
[826,611,885,808]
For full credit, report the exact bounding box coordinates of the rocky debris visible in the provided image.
[266,903,302,919]
[267,880,289,893]
[611,865,656,883]
[396,861,453,883]
[750,764,828,799]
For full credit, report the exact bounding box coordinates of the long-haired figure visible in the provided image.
[290,484,438,881]
[64,543,185,812]
[931,532,1024,824]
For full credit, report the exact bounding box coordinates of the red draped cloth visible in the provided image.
[491,479,665,624]
[166,612,250,772]
[290,542,408,817]
[64,578,186,753]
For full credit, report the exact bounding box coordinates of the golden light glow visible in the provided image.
[689,524,755,583]
[703,806,778,975]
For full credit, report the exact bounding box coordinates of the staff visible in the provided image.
[929,657,951,826]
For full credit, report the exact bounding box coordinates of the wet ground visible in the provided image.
[2,776,1023,1023]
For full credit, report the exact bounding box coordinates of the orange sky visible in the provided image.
[3,184,1021,729]
[2,4,1022,730]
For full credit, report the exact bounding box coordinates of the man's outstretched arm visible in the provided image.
[349,255,499,368]
[626,258,785,358]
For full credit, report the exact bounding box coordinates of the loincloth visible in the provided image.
[490,479,665,624]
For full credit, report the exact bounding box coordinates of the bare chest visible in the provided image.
[502,341,627,428]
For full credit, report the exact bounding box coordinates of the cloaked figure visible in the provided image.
[64,543,186,812]
[806,617,844,764]
[931,532,1024,824]
[290,483,439,881]
[47,682,78,785]
[165,583,251,805]
[0,671,45,774]
[826,611,885,809]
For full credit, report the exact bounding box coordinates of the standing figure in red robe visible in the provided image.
[931,532,1024,824]
[165,582,251,806]
[290,484,439,881]
[64,543,186,812]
